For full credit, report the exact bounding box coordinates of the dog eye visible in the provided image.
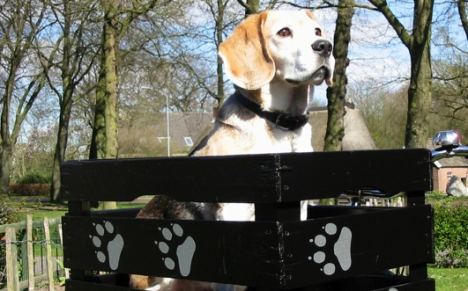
[315,28,322,36]
[277,27,292,37]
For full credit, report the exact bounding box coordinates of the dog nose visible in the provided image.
[312,40,333,57]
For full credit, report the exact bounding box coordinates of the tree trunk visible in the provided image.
[90,1,119,209]
[245,0,259,16]
[50,0,71,202]
[50,90,73,202]
[0,145,12,194]
[405,0,434,148]
[0,57,19,194]
[324,0,354,151]
[369,0,434,148]
[90,16,118,160]
[458,0,468,40]
[215,0,225,108]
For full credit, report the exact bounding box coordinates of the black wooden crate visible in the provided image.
[65,276,435,291]
[61,150,435,290]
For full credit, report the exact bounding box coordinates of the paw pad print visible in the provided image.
[155,223,196,277]
[89,221,124,271]
[308,223,352,276]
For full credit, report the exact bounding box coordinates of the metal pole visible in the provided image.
[166,94,171,157]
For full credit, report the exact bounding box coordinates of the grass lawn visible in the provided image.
[5,195,145,222]
[429,267,468,291]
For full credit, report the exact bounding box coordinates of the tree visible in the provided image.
[237,0,259,15]
[40,0,100,202]
[368,0,435,148]
[324,0,355,151]
[89,0,158,209]
[350,83,407,149]
[431,56,468,138]
[0,0,49,193]
[457,0,468,40]
[89,0,158,160]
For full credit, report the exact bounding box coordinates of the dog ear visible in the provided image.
[219,12,275,90]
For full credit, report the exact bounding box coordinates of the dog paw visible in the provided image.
[89,221,124,270]
[307,222,352,275]
[155,223,196,277]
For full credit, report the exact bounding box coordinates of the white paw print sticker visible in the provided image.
[308,223,352,276]
[89,221,124,271]
[155,223,196,277]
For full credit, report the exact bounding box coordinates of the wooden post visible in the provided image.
[27,214,35,290]
[5,227,19,291]
[407,191,429,281]
[58,223,70,279]
[67,200,92,281]
[43,218,55,291]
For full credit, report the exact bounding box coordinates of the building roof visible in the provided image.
[309,106,376,151]
[144,105,376,155]
[152,112,213,154]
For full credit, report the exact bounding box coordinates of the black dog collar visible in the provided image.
[234,93,309,131]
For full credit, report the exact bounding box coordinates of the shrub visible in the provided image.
[0,196,15,225]
[17,172,51,185]
[428,195,468,268]
[0,197,17,287]
[9,183,50,196]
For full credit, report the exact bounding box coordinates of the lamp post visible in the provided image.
[166,93,171,157]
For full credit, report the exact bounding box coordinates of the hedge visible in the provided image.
[9,183,50,196]
[428,194,468,268]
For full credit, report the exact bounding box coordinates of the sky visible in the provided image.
[310,0,467,105]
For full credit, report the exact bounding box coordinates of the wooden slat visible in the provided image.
[372,278,435,291]
[278,149,432,201]
[66,280,133,291]
[282,205,433,288]
[62,217,280,287]
[5,227,19,291]
[61,150,432,203]
[27,215,35,290]
[61,154,277,202]
[64,276,435,291]
[0,217,61,234]
[58,223,70,279]
[62,205,433,289]
[43,218,55,291]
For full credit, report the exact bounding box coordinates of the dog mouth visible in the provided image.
[311,66,331,85]
[286,66,331,86]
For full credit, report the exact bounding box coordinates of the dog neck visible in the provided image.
[239,78,311,116]
[234,78,311,131]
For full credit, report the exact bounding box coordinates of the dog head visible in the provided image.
[219,10,334,91]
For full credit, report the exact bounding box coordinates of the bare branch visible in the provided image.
[367,0,413,49]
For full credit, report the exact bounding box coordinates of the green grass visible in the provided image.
[6,195,145,222]
[429,268,468,291]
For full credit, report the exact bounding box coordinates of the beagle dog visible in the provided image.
[130,9,334,291]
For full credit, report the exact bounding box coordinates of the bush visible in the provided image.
[9,183,50,196]
[17,172,51,184]
[0,196,16,225]
[428,194,468,268]
[0,197,17,287]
